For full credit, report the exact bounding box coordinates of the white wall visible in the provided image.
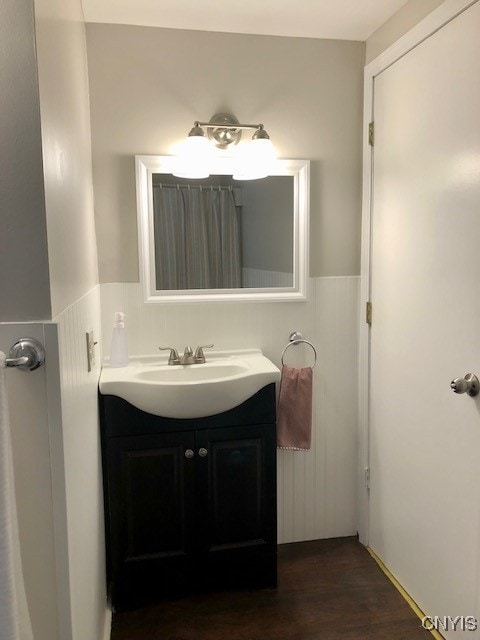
[35,0,99,318]
[101,277,360,543]
[33,0,109,638]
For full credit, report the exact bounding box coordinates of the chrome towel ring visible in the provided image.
[281,331,317,369]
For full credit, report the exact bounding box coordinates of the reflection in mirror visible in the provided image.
[152,174,294,291]
[136,156,309,303]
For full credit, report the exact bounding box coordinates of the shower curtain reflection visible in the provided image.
[153,185,242,290]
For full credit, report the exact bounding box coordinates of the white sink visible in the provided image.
[99,349,281,419]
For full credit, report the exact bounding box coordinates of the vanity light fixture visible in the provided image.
[172,112,276,180]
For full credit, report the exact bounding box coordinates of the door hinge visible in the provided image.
[366,301,372,325]
[364,467,370,490]
[368,121,374,146]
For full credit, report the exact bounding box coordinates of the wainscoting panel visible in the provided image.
[100,277,360,543]
[53,286,111,640]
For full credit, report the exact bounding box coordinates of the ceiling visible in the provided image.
[81,0,408,41]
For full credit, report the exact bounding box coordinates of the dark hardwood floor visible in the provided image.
[111,537,431,640]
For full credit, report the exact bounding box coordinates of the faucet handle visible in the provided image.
[159,346,180,365]
[194,344,214,364]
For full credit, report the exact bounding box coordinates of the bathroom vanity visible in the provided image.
[99,351,279,611]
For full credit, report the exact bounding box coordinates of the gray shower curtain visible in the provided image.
[153,185,242,290]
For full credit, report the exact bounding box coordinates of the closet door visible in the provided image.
[369,2,480,633]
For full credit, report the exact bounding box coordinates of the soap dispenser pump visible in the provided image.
[109,312,129,368]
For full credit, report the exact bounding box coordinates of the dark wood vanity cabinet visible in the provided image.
[100,384,277,611]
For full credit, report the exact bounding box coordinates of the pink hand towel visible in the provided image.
[277,364,313,450]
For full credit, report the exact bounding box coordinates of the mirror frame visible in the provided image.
[135,155,310,303]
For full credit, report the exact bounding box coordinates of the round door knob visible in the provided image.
[450,373,479,397]
[184,449,195,459]
[198,448,208,458]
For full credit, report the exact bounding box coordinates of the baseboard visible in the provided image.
[102,607,112,640]
[367,548,444,640]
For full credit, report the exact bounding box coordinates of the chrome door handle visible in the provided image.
[6,338,45,371]
[185,449,195,459]
[450,373,479,397]
[198,448,208,458]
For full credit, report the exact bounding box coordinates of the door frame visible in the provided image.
[358,0,478,545]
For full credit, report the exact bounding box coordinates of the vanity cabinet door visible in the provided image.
[195,424,277,588]
[107,431,196,609]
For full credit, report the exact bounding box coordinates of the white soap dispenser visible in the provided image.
[109,312,129,368]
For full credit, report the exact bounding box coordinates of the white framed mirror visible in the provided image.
[135,155,309,303]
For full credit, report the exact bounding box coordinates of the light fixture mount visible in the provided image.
[206,113,242,149]
[177,112,276,180]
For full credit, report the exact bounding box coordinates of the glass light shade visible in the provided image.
[233,138,277,180]
[172,134,213,179]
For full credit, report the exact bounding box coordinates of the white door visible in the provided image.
[369,2,480,636]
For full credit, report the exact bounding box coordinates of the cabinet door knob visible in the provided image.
[184,449,195,459]
[198,448,208,458]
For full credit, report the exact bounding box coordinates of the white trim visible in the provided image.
[135,156,309,303]
[358,69,374,546]
[43,322,74,640]
[358,0,478,545]
[51,283,100,322]
[365,0,478,78]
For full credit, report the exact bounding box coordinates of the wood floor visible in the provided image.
[111,537,431,640]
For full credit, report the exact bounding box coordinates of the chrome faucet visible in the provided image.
[159,344,213,365]
[181,346,195,365]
